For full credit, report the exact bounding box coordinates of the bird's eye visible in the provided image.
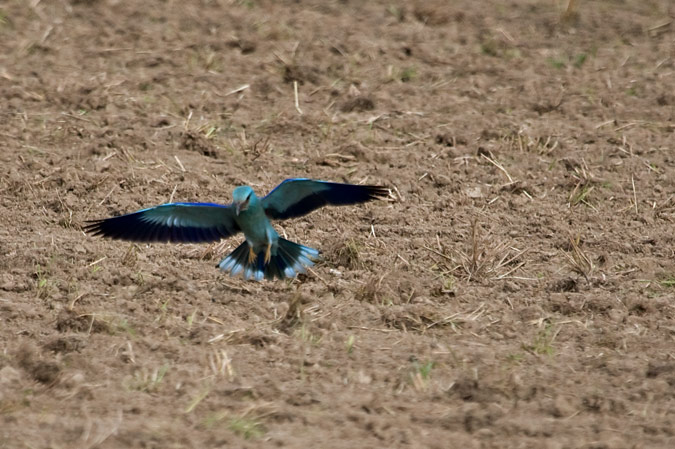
[245,192,252,203]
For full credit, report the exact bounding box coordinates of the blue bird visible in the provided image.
[85,179,388,281]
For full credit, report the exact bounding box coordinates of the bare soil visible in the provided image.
[1,0,675,447]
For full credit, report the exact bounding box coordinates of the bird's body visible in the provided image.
[85,179,387,281]
[233,186,276,252]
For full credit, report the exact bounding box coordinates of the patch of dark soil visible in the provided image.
[340,96,376,113]
[43,335,87,354]
[180,130,219,158]
[282,64,321,85]
[55,309,110,334]
[15,344,61,385]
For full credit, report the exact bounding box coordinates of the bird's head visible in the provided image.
[232,185,255,216]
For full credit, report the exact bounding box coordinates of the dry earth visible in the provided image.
[1,0,674,448]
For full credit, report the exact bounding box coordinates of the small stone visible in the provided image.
[465,186,484,198]
[0,366,21,385]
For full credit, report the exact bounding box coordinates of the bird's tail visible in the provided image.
[217,238,320,281]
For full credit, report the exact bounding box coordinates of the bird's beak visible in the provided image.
[235,202,241,216]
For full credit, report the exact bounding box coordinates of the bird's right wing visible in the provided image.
[84,202,240,243]
[262,178,388,220]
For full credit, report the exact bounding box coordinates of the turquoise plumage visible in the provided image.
[85,179,388,281]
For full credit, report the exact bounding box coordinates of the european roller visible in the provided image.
[85,179,388,281]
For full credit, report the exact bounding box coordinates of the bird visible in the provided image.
[84,178,388,281]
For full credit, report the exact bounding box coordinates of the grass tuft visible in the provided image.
[228,416,266,439]
[34,264,51,299]
[356,273,392,305]
[399,66,417,82]
[127,363,169,393]
[657,274,675,288]
[184,388,210,414]
[428,221,527,283]
[409,359,435,391]
[569,182,595,207]
[333,238,365,270]
[345,335,356,354]
[573,53,587,68]
[563,235,594,280]
[294,323,322,346]
[529,324,556,356]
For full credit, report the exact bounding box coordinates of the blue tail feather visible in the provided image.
[217,238,320,281]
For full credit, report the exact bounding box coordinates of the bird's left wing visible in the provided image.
[262,178,388,220]
[84,202,240,243]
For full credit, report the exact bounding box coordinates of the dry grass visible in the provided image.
[427,220,528,284]
[562,234,594,281]
[331,238,366,270]
[568,181,595,207]
[355,273,391,304]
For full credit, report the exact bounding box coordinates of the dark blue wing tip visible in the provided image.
[83,219,108,236]
[326,183,390,203]
[361,185,389,199]
[83,217,146,241]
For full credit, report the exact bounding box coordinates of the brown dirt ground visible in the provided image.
[1,0,675,447]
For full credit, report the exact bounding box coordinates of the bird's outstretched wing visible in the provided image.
[262,178,388,220]
[84,202,240,243]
